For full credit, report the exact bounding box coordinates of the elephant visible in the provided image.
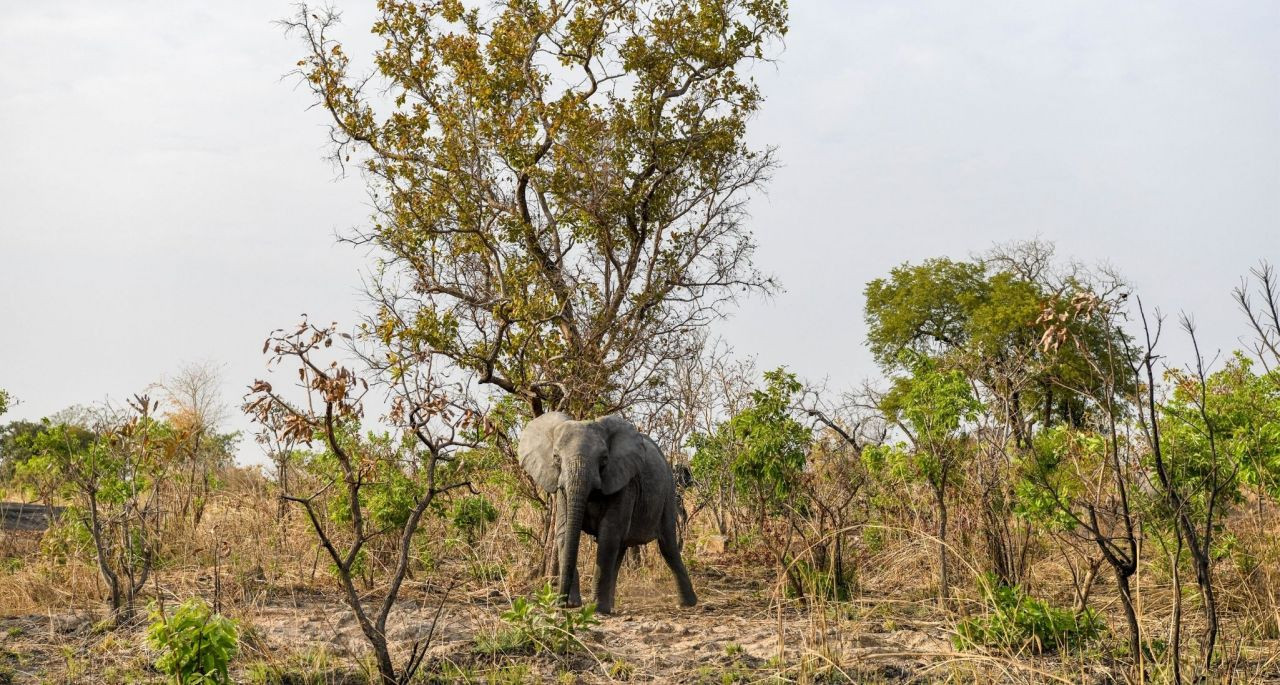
[518,412,697,614]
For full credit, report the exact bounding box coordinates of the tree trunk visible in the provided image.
[85,492,125,621]
[1114,567,1143,669]
[1192,551,1219,676]
[1170,535,1184,685]
[1010,389,1027,448]
[935,476,950,607]
[833,531,849,599]
[372,641,396,685]
[1071,556,1102,613]
[1042,380,1053,429]
[277,456,289,522]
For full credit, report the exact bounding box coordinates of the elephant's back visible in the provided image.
[615,436,676,545]
[637,435,675,488]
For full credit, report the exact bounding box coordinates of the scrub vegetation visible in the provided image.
[2,2,1278,683]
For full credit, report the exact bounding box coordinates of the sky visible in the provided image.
[1,1,1277,465]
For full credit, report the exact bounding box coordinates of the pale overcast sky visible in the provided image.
[1,1,1277,463]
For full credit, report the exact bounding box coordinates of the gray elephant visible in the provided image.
[518,412,697,614]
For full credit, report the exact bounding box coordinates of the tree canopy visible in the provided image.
[864,247,1132,444]
[289,0,787,417]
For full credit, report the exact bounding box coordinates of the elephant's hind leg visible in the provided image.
[658,506,697,607]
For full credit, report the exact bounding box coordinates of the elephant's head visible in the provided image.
[518,412,646,603]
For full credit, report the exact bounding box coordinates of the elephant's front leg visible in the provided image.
[594,535,622,614]
[593,492,634,615]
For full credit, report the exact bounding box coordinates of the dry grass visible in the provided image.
[2,470,1279,684]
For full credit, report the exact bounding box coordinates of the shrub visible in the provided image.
[450,495,498,543]
[953,574,1104,654]
[784,558,852,601]
[482,583,599,654]
[146,598,239,684]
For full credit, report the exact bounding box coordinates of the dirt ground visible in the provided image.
[0,558,1159,685]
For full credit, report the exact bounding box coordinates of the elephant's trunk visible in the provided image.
[559,463,588,607]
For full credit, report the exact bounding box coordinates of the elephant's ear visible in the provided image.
[518,412,570,493]
[596,415,648,495]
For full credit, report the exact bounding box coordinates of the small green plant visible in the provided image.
[466,560,506,583]
[146,598,239,684]
[953,574,1104,654]
[420,662,531,684]
[609,659,636,681]
[243,647,342,685]
[60,645,86,682]
[484,583,599,654]
[690,662,756,685]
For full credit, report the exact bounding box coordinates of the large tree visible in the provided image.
[288,0,787,417]
[864,244,1132,445]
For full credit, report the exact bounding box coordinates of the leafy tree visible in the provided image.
[864,245,1132,590]
[864,246,1131,444]
[796,423,868,600]
[872,354,981,605]
[691,368,809,513]
[1020,287,1146,667]
[246,320,484,685]
[11,421,94,519]
[298,424,435,587]
[46,397,172,622]
[1014,424,1143,654]
[864,258,988,366]
[726,368,811,510]
[679,347,757,540]
[690,367,811,594]
[1164,353,1280,519]
[1,419,44,484]
[1142,326,1267,679]
[285,0,787,417]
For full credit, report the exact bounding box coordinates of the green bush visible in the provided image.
[784,558,852,601]
[146,598,239,684]
[450,495,498,543]
[953,574,1103,654]
[481,583,598,654]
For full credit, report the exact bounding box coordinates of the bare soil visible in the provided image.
[0,561,1132,684]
